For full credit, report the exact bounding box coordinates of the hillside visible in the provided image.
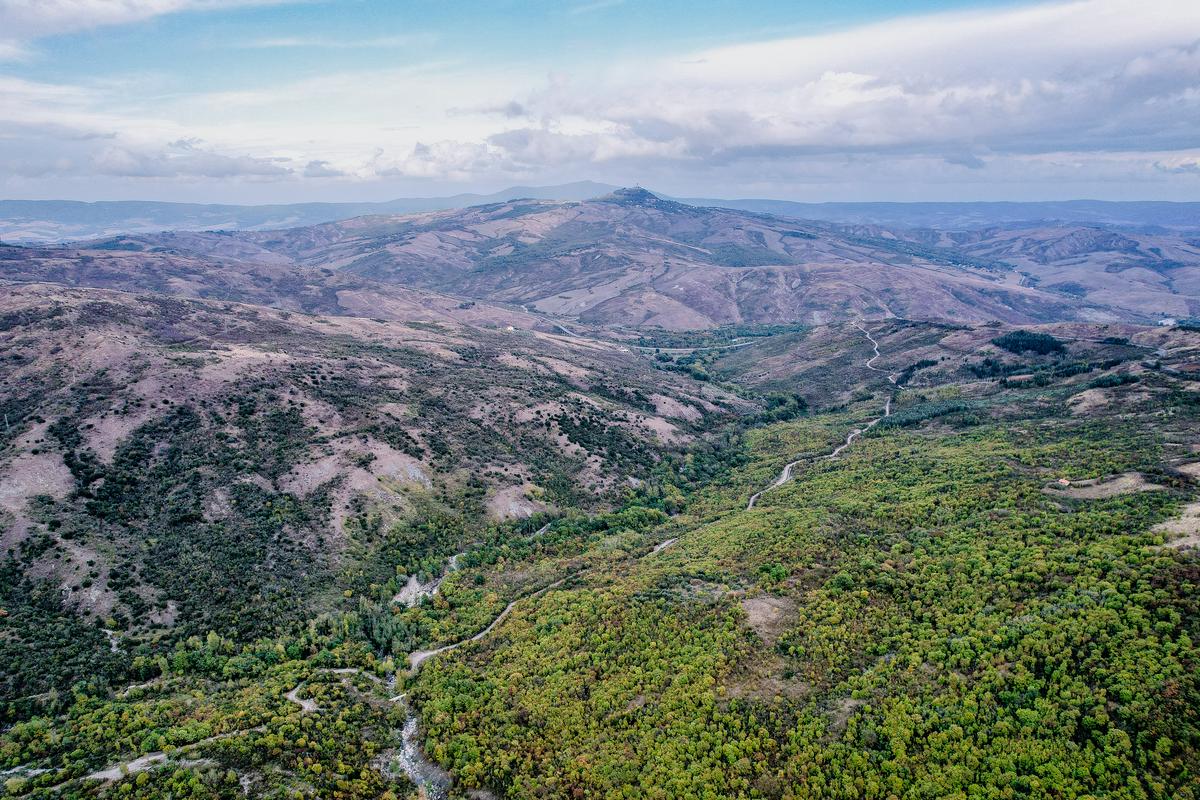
[2,291,1198,798]
[0,183,617,244]
[5,190,1197,330]
[686,198,1200,232]
[221,189,1123,327]
[6,192,1199,244]
[0,282,737,689]
[410,321,1200,799]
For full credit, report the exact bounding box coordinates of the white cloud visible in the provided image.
[303,159,344,178]
[1,0,1198,198]
[92,140,292,177]
[244,33,436,49]
[569,0,625,15]
[0,0,286,37]
[0,0,291,59]
[502,0,1200,166]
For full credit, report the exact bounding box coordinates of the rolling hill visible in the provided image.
[12,188,1196,331]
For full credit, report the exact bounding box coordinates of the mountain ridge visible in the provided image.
[5,183,1200,243]
[5,190,1198,329]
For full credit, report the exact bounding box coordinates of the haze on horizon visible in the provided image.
[0,0,1197,205]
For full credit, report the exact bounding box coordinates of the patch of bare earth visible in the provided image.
[280,437,430,538]
[1044,472,1166,499]
[1068,388,1111,415]
[1176,462,1200,481]
[0,450,75,544]
[649,394,702,422]
[536,356,591,382]
[724,596,811,700]
[83,409,158,462]
[740,595,797,646]
[629,413,686,445]
[828,698,865,735]
[486,484,547,521]
[1154,502,1200,549]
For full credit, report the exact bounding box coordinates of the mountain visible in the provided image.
[818,222,1200,323]
[0,280,735,656]
[0,182,617,243]
[6,185,1200,244]
[678,197,1200,232]
[15,187,1190,329]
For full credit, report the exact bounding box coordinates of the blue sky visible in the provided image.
[13,1,1030,87]
[1,0,1197,202]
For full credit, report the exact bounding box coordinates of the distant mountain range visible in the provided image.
[688,198,1200,232]
[0,182,617,243]
[6,187,1196,328]
[3,182,1198,243]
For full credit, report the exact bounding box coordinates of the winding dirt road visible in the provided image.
[746,322,895,510]
[54,673,335,788]
[855,321,898,385]
[407,575,571,673]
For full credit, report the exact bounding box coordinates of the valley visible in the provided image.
[0,191,1198,800]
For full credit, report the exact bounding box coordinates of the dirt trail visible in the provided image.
[747,322,894,509]
[74,725,267,785]
[52,673,333,789]
[855,321,898,385]
[407,576,571,673]
[285,685,319,713]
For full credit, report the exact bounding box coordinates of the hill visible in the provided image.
[15,188,1195,330]
[0,281,736,685]
[684,198,1200,232]
[0,183,617,243]
[7,189,1200,244]
[3,294,1198,797]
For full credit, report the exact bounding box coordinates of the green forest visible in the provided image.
[2,319,1199,800]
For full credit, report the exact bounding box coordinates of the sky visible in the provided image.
[0,0,1197,203]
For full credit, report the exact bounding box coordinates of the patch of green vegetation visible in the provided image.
[0,553,129,711]
[992,330,1066,355]
[408,383,1200,800]
[871,398,970,430]
[704,244,791,268]
[1,637,409,800]
[633,322,808,350]
[1089,373,1140,389]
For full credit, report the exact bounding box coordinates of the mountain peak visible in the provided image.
[600,186,663,206]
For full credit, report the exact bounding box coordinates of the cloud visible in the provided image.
[245,33,436,49]
[569,0,625,15]
[0,39,30,61]
[451,100,529,119]
[0,0,293,59]
[93,141,292,178]
[1155,157,1200,174]
[0,0,289,38]
[945,153,987,170]
[1,0,1198,198]
[467,0,1200,182]
[373,141,506,180]
[303,159,344,177]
